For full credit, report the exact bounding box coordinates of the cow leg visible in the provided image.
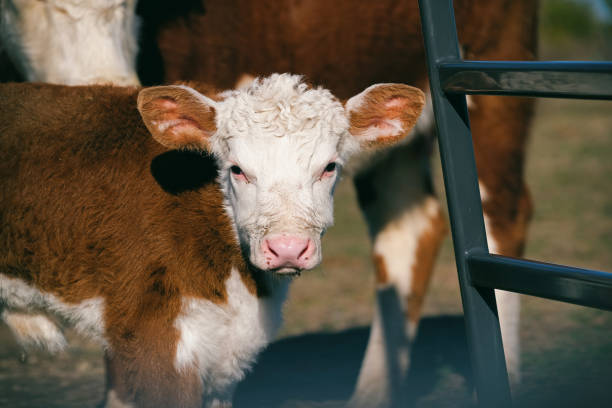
[471,94,535,386]
[102,294,206,408]
[457,0,537,387]
[348,138,447,407]
[103,346,204,408]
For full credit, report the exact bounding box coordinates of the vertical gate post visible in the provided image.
[418,0,512,406]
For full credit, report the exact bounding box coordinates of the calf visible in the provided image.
[0,74,424,407]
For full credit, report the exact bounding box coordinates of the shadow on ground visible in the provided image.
[235,315,472,408]
[236,310,612,408]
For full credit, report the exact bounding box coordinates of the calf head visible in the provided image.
[138,74,424,274]
[0,0,139,85]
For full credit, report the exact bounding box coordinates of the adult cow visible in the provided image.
[136,1,537,405]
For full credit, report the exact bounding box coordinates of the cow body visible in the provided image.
[139,2,537,404]
[0,83,275,405]
[0,76,424,407]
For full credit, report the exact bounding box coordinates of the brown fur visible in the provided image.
[406,203,448,327]
[373,254,389,285]
[138,0,538,331]
[141,1,535,95]
[138,85,218,151]
[348,84,425,149]
[0,82,266,406]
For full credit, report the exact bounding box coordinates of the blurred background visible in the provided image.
[257,0,612,406]
[0,1,611,407]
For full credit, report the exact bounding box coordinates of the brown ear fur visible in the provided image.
[347,84,425,149]
[137,86,217,151]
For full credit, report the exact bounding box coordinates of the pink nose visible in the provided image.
[262,235,315,270]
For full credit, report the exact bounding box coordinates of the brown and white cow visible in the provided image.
[138,1,537,405]
[0,74,424,407]
[0,1,537,406]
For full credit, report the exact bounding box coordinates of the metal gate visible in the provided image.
[418,0,612,406]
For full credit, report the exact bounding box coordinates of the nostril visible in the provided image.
[264,240,279,258]
[297,239,313,261]
[298,246,308,259]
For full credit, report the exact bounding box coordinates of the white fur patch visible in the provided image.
[205,74,353,272]
[0,274,107,348]
[0,0,140,85]
[372,196,440,295]
[352,118,405,143]
[2,310,67,352]
[174,268,288,399]
[479,180,490,206]
[105,390,135,408]
[213,73,350,158]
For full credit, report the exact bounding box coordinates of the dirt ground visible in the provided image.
[1,96,611,407]
[3,1,612,406]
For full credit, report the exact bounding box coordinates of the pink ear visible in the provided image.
[345,84,425,149]
[137,85,217,151]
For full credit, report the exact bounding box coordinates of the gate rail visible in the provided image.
[418,1,612,406]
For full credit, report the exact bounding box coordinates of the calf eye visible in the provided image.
[320,162,338,179]
[230,165,249,182]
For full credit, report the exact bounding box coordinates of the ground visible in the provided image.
[1,97,610,407]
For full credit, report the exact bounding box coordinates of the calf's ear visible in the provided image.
[137,85,217,151]
[345,84,425,149]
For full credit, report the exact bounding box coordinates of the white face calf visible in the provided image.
[139,74,425,274]
[0,0,139,85]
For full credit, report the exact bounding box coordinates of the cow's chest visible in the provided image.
[173,268,288,399]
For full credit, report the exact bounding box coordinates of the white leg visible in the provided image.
[481,182,523,386]
[348,287,406,408]
[349,142,447,407]
[495,289,521,385]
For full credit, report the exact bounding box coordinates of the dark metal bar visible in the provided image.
[418,1,512,406]
[468,253,612,311]
[440,61,612,99]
